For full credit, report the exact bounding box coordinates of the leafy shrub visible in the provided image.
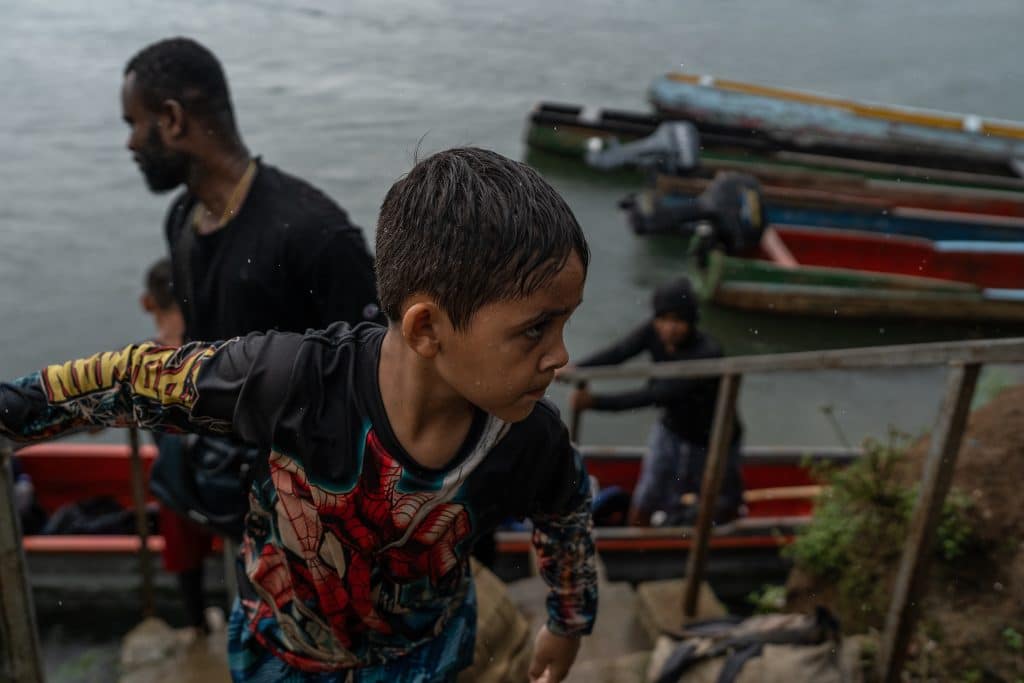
[785,433,982,633]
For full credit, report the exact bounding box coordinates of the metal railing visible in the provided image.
[0,440,44,683]
[3,336,1023,681]
[0,426,153,683]
[561,336,1024,683]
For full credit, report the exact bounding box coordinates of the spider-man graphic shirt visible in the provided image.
[0,322,598,677]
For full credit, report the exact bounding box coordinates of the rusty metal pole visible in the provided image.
[569,381,587,443]
[127,427,155,617]
[682,373,741,619]
[877,362,980,682]
[0,439,45,683]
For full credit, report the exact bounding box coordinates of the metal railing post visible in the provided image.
[569,381,587,443]
[682,373,742,619]
[127,427,155,617]
[0,440,45,683]
[877,362,980,682]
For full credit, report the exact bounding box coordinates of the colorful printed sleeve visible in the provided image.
[529,442,599,637]
[0,341,232,443]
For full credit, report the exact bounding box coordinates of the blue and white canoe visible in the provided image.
[649,73,1024,173]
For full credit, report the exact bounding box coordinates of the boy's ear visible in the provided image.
[400,300,444,359]
[140,293,156,313]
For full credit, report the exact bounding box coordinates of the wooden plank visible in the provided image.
[683,373,742,618]
[0,441,45,683]
[877,362,980,682]
[127,426,155,617]
[759,228,799,269]
[562,336,1024,383]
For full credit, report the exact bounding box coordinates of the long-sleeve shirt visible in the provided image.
[166,158,380,342]
[0,323,597,673]
[577,322,741,445]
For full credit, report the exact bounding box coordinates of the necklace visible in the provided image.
[192,159,257,231]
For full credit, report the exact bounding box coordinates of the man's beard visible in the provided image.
[136,124,189,193]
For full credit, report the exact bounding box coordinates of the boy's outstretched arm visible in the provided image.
[528,438,598,682]
[0,332,298,448]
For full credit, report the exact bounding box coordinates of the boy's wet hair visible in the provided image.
[125,37,237,135]
[376,147,590,330]
[145,258,177,311]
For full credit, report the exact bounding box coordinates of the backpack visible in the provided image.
[148,432,263,540]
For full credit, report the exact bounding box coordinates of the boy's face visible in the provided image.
[436,252,585,423]
[653,313,690,349]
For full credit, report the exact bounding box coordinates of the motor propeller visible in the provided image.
[621,172,766,255]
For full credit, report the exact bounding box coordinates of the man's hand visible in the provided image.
[569,386,594,412]
[529,625,581,682]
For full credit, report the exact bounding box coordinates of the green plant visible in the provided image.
[746,584,786,614]
[1003,626,1023,652]
[54,650,100,682]
[935,490,978,562]
[785,431,983,633]
[961,668,983,683]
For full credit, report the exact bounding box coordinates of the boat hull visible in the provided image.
[16,443,851,590]
[698,229,1024,322]
[649,73,1024,169]
[526,102,1024,194]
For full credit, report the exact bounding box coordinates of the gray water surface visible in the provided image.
[5,1,1024,679]
[3,0,1024,447]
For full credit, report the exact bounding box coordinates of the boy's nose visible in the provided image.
[541,339,570,372]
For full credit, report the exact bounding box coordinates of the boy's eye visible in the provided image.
[524,321,548,340]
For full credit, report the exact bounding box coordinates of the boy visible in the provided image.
[0,148,597,682]
[567,277,745,527]
[141,257,217,636]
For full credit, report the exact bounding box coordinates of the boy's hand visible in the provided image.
[569,387,594,412]
[528,625,581,682]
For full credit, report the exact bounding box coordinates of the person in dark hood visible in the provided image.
[568,277,745,526]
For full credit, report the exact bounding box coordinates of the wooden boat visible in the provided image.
[652,173,1024,222]
[649,73,1024,173]
[494,445,852,585]
[14,442,226,602]
[16,442,854,602]
[644,183,1024,243]
[495,444,857,601]
[526,102,1024,195]
[696,227,1024,322]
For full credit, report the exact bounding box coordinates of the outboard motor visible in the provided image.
[585,121,701,175]
[622,172,765,255]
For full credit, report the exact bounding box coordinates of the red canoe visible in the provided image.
[763,226,1024,290]
[16,442,856,602]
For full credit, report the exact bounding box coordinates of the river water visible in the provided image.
[2,0,1024,677]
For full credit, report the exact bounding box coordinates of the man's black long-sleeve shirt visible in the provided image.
[576,322,742,445]
[165,159,379,342]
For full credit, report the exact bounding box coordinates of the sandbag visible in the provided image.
[457,560,532,683]
[647,609,842,683]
